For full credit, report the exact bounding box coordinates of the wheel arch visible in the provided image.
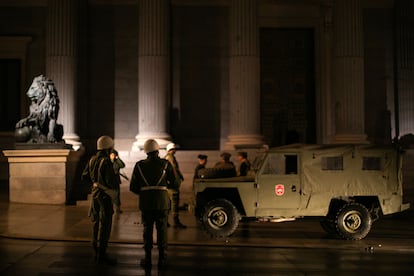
[196,188,245,217]
[327,196,381,221]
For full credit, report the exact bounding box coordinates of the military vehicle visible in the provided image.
[193,144,410,240]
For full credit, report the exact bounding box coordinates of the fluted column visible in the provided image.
[396,0,414,137]
[133,0,171,151]
[332,0,367,144]
[225,0,265,150]
[46,0,81,150]
[318,3,334,144]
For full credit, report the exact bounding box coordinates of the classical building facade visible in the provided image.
[0,0,413,153]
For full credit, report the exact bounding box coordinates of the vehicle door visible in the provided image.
[256,152,301,216]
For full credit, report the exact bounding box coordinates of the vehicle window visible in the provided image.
[251,152,266,171]
[285,155,298,174]
[262,154,297,175]
[321,156,343,170]
[362,157,382,170]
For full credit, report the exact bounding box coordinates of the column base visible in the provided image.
[224,134,267,150]
[132,133,172,152]
[332,134,369,144]
[63,133,82,151]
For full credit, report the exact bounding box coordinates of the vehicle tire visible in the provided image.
[335,203,372,240]
[201,198,241,237]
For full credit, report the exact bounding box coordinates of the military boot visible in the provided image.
[97,247,117,266]
[174,216,187,229]
[158,248,167,268]
[140,249,152,268]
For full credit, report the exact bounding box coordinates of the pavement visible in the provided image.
[0,183,209,245]
[1,182,414,253]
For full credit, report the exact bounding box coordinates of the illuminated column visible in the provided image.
[46,0,81,150]
[318,3,334,144]
[133,0,171,151]
[396,0,414,137]
[225,0,265,150]
[332,0,367,144]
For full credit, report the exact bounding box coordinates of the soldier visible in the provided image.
[81,135,117,265]
[237,151,251,176]
[214,152,237,177]
[165,143,187,228]
[194,154,208,178]
[130,139,176,268]
[110,149,126,214]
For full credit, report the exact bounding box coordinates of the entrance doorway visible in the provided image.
[0,59,21,131]
[260,28,316,147]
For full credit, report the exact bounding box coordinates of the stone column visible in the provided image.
[225,0,265,150]
[395,0,414,137]
[318,3,334,144]
[332,0,367,144]
[46,0,81,150]
[133,0,171,151]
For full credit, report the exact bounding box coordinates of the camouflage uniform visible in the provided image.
[82,150,117,264]
[130,151,176,267]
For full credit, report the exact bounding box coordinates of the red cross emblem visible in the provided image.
[275,184,285,196]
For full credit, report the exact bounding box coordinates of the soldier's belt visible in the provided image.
[141,186,168,191]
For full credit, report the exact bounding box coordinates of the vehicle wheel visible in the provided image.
[335,203,372,240]
[201,198,241,237]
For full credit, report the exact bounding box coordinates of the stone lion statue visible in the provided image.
[15,75,63,143]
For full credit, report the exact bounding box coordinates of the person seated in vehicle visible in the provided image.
[237,151,251,176]
[194,154,208,179]
[212,152,237,178]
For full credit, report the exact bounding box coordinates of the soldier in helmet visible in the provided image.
[81,135,117,265]
[165,142,187,228]
[130,139,176,268]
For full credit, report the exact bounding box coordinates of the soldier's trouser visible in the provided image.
[92,195,114,250]
[168,189,180,217]
[112,188,121,209]
[141,209,169,250]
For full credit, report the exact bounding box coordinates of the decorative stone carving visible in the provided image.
[15,75,64,144]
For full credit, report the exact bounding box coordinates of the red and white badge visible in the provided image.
[275,184,285,196]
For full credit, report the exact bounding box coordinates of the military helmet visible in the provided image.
[97,135,114,150]
[166,143,177,152]
[144,139,160,153]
